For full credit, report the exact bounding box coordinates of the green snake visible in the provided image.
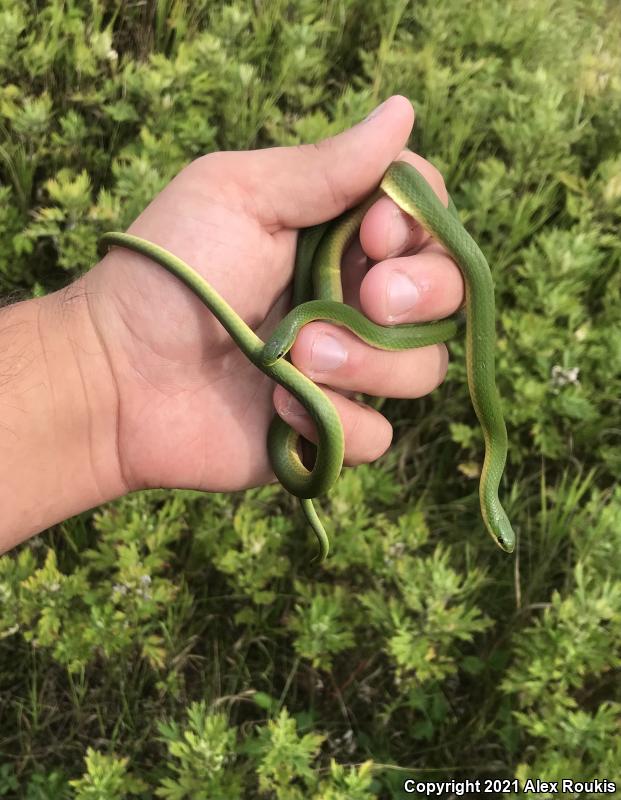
[100,160,515,561]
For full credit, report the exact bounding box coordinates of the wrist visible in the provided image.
[0,278,126,551]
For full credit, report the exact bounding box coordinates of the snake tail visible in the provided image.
[381,162,515,553]
[300,498,329,562]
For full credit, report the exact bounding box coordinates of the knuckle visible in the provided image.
[345,403,363,447]
[366,411,393,460]
[191,150,220,173]
[421,343,448,393]
[341,337,365,375]
[425,162,448,204]
[408,153,449,206]
[191,150,238,181]
[344,398,391,463]
[300,139,352,211]
[322,165,351,211]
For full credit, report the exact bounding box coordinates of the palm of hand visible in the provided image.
[88,157,296,493]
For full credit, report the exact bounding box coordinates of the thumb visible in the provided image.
[239,95,415,229]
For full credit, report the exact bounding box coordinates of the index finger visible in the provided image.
[359,150,451,261]
[356,152,465,324]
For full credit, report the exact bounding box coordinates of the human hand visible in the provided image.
[85,95,464,496]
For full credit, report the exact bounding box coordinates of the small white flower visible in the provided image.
[4,624,20,636]
[551,364,580,388]
[389,542,406,558]
[238,63,255,87]
[342,728,356,754]
[358,683,373,702]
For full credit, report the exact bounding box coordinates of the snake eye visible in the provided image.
[262,341,284,367]
[271,349,286,364]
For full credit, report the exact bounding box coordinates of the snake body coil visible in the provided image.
[101,161,515,562]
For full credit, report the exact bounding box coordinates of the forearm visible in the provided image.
[0,279,126,552]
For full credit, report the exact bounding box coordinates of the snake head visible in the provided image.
[261,339,288,367]
[493,510,516,554]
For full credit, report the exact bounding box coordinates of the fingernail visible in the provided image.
[281,394,307,416]
[311,332,347,372]
[362,99,388,123]
[386,271,419,320]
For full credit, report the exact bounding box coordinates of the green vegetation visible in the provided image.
[1,0,621,796]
